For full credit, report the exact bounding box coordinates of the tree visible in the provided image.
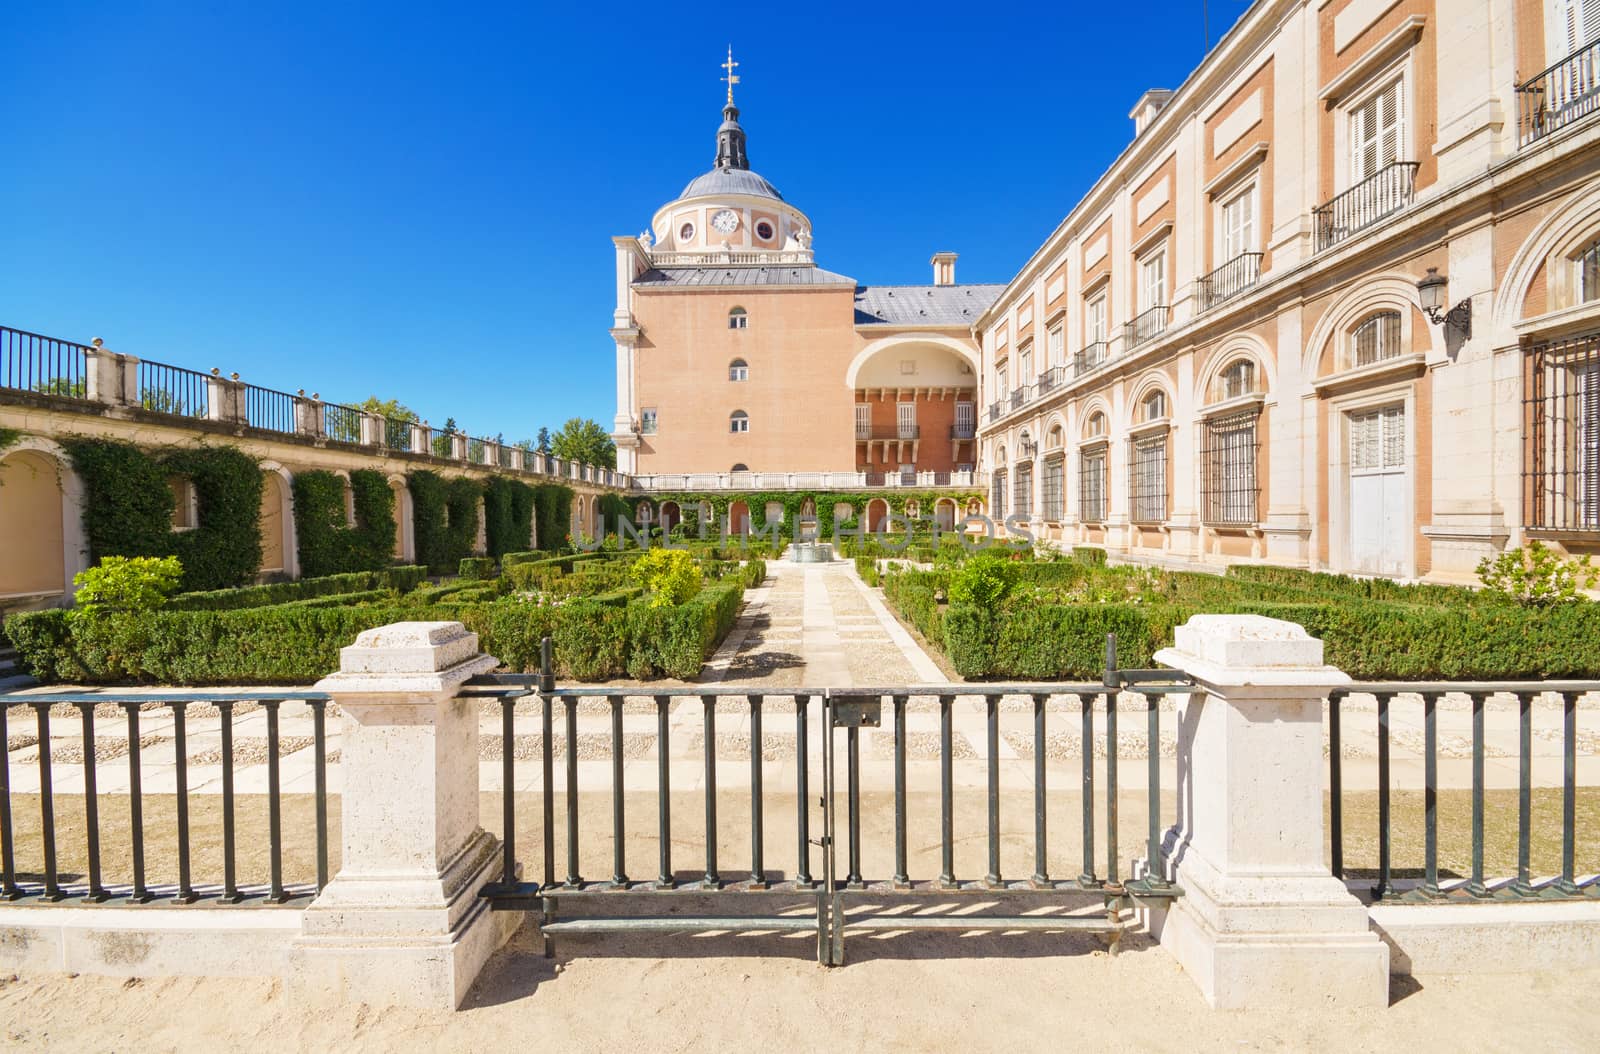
[548,417,616,470]
[536,427,551,454]
[34,377,86,399]
[432,416,459,458]
[355,396,417,422]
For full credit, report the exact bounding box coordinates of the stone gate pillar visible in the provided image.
[292,621,518,1009]
[1149,614,1389,1009]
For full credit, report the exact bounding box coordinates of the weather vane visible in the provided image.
[721,46,740,106]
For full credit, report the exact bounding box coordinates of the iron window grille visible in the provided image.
[1078,445,1107,524]
[1201,409,1260,526]
[1352,311,1403,367]
[991,469,1008,521]
[1129,432,1169,524]
[1013,462,1033,520]
[1525,330,1600,533]
[1581,236,1600,303]
[1042,454,1065,521]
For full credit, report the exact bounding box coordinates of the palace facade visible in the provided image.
[614,3,1600,583]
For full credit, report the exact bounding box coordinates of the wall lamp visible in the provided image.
[1416,267,1472,340]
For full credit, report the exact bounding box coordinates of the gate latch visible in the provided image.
[832,696,882,728]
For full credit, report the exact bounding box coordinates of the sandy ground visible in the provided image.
[3,931,1598,1053]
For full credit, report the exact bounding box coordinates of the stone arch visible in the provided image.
[843,334,981,389]
[0,437,86,605]
[1493,181,1600,340]
[258,461,299,579]
[1197,334,1276,407]
[934,496,958,529]
[386,473,414,564]
[1303,275,1435,378]
[865,497,890,532]
[728,500,751,536]
[1129,371,1173,423]
[573,496,587,541]
[660,500,681,533]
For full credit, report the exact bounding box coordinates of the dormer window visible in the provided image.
[729,306,749,330]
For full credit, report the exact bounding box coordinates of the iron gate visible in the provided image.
[462,637,1187,965]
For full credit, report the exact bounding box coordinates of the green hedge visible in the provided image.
[459,556,496,580]
[292,469,396,577]
[532,484,574,551]
[483,477,535,559]
[624,582,743,679]
[168,566,425,611]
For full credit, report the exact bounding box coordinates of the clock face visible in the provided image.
[711,209,740,234]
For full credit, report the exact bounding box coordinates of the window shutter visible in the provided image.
[1379,79,1404,168]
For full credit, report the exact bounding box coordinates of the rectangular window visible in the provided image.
[1221,183,1257,260]
[1581,237,1600,303]
[1042,455,1065,521]
[1018,346,1032,385]
[729,362,748,381]
[992,469,1008,520]
[640,408,658,435]
[996,366,1008,394]
[955,401,975,436]
[1078,446,1107,523]
[855,402,871,439]
[1139,251,1167,311]
[1013,461,1033,520]
[1129,433,1169,523]
[897,401,917,439]
[1048,324,1064,366]
[1201,410,1260,525]
[1350,405,1406,472]
[900,463,917,485]
[1087,295,1107,344]
[1526,330,1600,531]
[1350,79,1405,183]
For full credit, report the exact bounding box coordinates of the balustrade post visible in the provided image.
[449,433,468,461]
[84,341,138,406]
[292,622,515,1009]
[295,392,326,440]
[1149,614,1387,1009]
[205,370,247,426]
[411,422,430,455]
[358,412,383,447]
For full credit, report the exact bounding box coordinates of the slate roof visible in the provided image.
[853,284,1005,327]
[679,167,785,202]
[633,265,857,288]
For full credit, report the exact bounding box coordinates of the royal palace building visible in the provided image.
[614,2,1600,583]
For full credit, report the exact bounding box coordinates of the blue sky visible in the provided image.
[2,1,1250,443]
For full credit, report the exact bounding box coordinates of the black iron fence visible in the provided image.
[0,326,91,400]
[1197,253,1263,311]
[137,360,210,418]
[461,637,1186,965]
[385,416,414,450]
[1517,39,1600,146]
[323,402,364,443]
[245,384,297,435]
[1313,162,1419,253]
[0,692,331,904]
[1329,683,1600,902]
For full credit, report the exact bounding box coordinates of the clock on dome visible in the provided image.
[711,209,740,234]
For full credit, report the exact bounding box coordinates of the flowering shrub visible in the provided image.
[1477,542,1598,606]
[629,548,703,608]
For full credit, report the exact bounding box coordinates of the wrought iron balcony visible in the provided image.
[1123,306,1169,351]
[1197,253,1263,311]
[986,400,1004,422]
[1074,342,1108,377]
[950,422,976,440]
[855,424,921,440]
[1312,162,1419,253]
[1036,365,1067,395]
[1009,387,1027,411]
[1517,40,1600,146]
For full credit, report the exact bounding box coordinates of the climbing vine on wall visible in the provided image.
[63,438,265,592]
[291,469,396,578]
[483,476,536,559]
[408,470,484,571]
[532,483,574,551]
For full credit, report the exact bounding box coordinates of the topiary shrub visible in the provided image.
[72,556,184,618]
[948,551,1019,612]
[459,556,496,580]
[629,549,703,607]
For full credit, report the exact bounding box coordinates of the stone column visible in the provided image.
[293,622,516,1009]
[1149,614,1388,1009]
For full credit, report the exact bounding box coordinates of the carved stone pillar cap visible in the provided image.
[1155,614,1349,689]
[314,621,497,694]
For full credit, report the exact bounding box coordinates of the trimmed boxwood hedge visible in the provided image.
[483,477,535,559]
[168,566,425,611]
[292,469,396,577]
[408,470,483,572]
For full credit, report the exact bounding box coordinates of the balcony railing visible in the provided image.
[856,424,920,440]
[1517,39,1600,146]
[1197,253,1263,311]
[245,384,298,434]
[631,470,980,492]
[324,402,365,443]
[1312,162,1419,253]
[1075,342,1108,377]
[987,400,1004,422]
[1,326,90,399]
[950,422,976,440]
[1123,306,1169,351]
[1009,388,1026,411]
[138,360,210,418]
[1036,365,1067,396]
[648,248,815,266]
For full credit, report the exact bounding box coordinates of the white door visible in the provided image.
[1348,405,1409,576]
[897,401,917,437]
[955,402,975,435]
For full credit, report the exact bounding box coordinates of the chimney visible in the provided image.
[1129,89,1174,137]
[931,251,958,287]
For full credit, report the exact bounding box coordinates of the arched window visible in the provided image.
[730,463,748,472]
[728,358,749,381]
[994,444,1007,465]
[1143,390,1167,421]
[1218,359,1256,401]
[1350,311,1402,367]
[1046,424,1064,450]
[729,410,750,434]
[1085,411,1107,438]
[728,306,749,330]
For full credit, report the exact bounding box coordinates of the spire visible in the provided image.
[714,47,749,171]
